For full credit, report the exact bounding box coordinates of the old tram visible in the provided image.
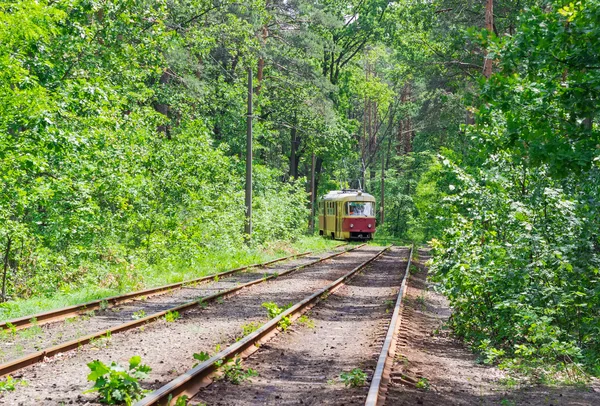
[318,190,376,241]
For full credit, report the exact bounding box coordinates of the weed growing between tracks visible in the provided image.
[219,358,258,385]
[340,368,367,387]
[85,355,151,405]
[164,311,180,322]
[262,302,293,331]
[0,375,27,392]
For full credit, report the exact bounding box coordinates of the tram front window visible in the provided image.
[347,202,374,216]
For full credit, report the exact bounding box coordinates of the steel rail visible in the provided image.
[135,245,392,406]
[365,244,414,406]
[0,243,359,378]
[0,245,346,332]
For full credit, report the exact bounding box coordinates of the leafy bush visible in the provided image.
[340,368,367,387]
[261,301,293,331]
[220,358,258,384]
[85,356,151,405]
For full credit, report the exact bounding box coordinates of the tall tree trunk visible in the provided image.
[256,26,268,94]
[290,125,300,179]
[154,71,171,139]
[2,235,12,303]
[483,0,494,78]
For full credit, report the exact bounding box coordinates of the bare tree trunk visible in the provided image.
[2,236,12,303]
[154,71,171,139]
[256,26,268,94]
[483,0,494,78]
[290,125,300,179]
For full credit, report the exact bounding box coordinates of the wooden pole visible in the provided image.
[245,68,253,238]
[380,152,385,225]
[310,153,316,234]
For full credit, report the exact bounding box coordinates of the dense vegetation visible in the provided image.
[0,0,598,378]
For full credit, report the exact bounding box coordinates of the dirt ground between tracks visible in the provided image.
[0,246,381,405]
[193,246,409,406]
[386,250,600,406]
[0,248,347,365]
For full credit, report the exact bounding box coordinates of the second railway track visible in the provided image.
[138,245,412,405]
[0,244,382,405]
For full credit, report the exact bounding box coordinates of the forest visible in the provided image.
[1,0,599,380]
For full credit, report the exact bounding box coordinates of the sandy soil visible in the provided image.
[0,245,381,405]
[193,247,410,405]
[385,249,600,406]
[0,247,346,364]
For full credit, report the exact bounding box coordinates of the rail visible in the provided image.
[364,244,414,406]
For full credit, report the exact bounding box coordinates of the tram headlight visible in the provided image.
[350,223,354,228]
[368,224,372,228]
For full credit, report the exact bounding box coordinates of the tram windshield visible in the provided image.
[346,201,374,217]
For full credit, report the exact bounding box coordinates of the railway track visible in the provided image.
[134,245,392,405]
[0,244,356,378]
[1,246,347,332]
[365,244,413,405]
[103,247,412,406]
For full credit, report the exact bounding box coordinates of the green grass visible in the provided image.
[0,236,340,322]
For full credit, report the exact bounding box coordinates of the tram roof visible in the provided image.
[320,190,376,202]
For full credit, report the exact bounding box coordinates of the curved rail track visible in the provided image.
[134,245,392,406]
[0,247,348,332]
[0,244,357,378]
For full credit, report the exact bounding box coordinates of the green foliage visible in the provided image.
[297,314,315,329]
[339,368,367,387]
[193,351,211,367]
[85,356,151,405]
[415,377,430,390]
[261,301,293,331]
[239,321,261,339]
[164,311,180,323]
[220,358,258,385]
[131,310,146,320]
[0,375,26,392]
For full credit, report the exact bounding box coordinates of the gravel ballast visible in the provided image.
[192,246,409,405]
[0,245,381,405]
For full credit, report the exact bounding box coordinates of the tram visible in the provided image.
[318,189,376,241]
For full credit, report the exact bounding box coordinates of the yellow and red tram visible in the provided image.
[318,190,376,241]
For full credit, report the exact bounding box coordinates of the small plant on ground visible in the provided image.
[167,394,189,406]
[340,368,367,387]
[384,300,395,313]
[415,293,426,308]
[261,302,293,331]
[216,296,224,304]
[0,375,26,392]
[193,351,211,367]
[220,358,258,384]
[213,275,220,282]
[3,322,16,337]
[99,300,109,311]
[416,377,430,390]
[164,311,180,322]
[409,264,420,275]
[238,321,261,340]
[132,310,146,320]
[85,355,151,405]
[297,314,315,329]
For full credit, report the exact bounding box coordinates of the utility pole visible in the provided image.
[245,68,253,238]
[310,153,316,234]
[380,152,385,225]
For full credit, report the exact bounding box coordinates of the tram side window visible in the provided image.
[327,202,334,216]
